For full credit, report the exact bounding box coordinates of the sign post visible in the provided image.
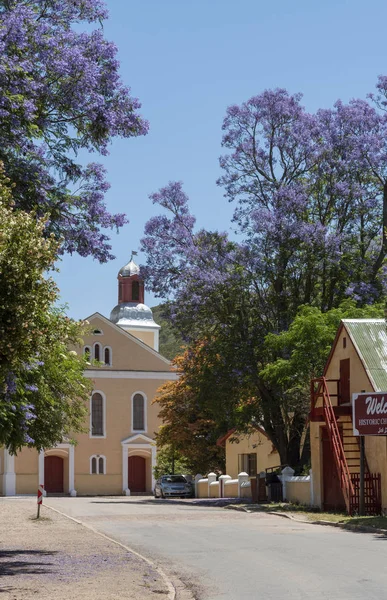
[37,484,44,519]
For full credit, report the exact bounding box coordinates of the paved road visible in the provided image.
[46,497,387,599]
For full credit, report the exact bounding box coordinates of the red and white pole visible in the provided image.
[37,484,44,518]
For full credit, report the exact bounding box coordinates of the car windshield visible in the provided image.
[161,476,187,483]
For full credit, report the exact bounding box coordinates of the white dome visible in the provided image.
[118,258,140,278]
[110,302,160,330]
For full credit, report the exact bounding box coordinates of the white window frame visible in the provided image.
[90,454,106,475]
[131,391,147,433]
[103,345,112,366]
[90,390,106,438]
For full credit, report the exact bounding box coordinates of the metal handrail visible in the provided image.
[311,377,354,513]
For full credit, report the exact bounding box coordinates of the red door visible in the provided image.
[128,456,146,492]
[322,428,345,511]
[44,456,64,493]
[339,358,350,404]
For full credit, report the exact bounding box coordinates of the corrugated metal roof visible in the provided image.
[342,319,387,391]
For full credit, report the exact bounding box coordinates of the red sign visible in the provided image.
[353,392,387,436]
[37,484,44,504]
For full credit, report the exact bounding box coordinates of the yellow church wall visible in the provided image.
[14,448,38,494]
[226,431,279,479]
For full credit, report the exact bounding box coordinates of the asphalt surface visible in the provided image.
[46,497,387,599]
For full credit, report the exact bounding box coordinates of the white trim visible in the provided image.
[131,391,147,434]
[153,328,160,352]
[90,454,106,474]
[103,345,113,366]
[90,390,107,439]
[85,370,178,380]
[3,449,16,496]
[122,445,128,493]
[85,312,171,364]
[151,445,157,490]
[121,433,155,445]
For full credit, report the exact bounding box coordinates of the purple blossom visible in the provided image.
[0,1,148,262]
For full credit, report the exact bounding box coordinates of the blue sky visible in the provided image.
[57,0,387,320]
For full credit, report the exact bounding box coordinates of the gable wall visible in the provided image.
[82,316,169,372]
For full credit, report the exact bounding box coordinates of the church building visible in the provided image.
[0,256,178,496]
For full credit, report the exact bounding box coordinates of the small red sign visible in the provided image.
[37,484,44,504]
[353,392,387,436]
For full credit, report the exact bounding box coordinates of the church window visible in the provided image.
[84,346,91,360]
[90,455,106,474]
[132,393,146,431]
[91,392,105,436]
[94,343,101,362]
[132,281,140,301]
[93,329,103,335]
[104,347,112,366]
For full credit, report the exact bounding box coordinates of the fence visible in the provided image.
[194,467,314,505]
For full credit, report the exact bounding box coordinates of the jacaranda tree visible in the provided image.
[0,0,148,261]
[142,83,387,468]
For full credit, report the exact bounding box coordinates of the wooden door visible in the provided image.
[339,358,350,404]
[44,456,64,494]
[128,456,146,492]
[322,428,345,511]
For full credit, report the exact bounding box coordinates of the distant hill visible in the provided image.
[152,304,185,360]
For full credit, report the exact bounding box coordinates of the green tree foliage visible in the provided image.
[153,444,190,479]
[0,165,91,453]
[152,304,184,360]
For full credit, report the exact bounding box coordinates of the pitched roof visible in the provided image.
[342,319,387,392]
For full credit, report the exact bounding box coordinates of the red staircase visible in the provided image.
[311,377,381,515]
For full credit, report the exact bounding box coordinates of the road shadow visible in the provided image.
[0,549,57,577]
[90,497,250,507]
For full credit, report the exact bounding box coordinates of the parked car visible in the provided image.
[154,475,193,498]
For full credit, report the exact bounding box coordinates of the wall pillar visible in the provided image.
[207,472,216,497]
[69,445,76,496]
[194,474,203,498]
[151,445,157,491]
[309,469,314,506]
[122,445,129,495]
[38,450,47,496]
[3,449,16,496]
[219,474,231,498]
[238,472,249,497]
[281,466,295,501]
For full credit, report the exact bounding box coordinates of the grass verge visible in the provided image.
[247,502,387,530]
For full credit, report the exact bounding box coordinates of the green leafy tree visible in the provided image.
[0,164,91,453]
[153,445,190,479]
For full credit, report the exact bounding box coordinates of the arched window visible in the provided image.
[94,343,101,362]
[83,346,91,360]
[90,455,106,474]
[132,280,140,302]
[93,329,103,335]
[104,347,112,366]
[132,393,146,431]
[91,392,105,437]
